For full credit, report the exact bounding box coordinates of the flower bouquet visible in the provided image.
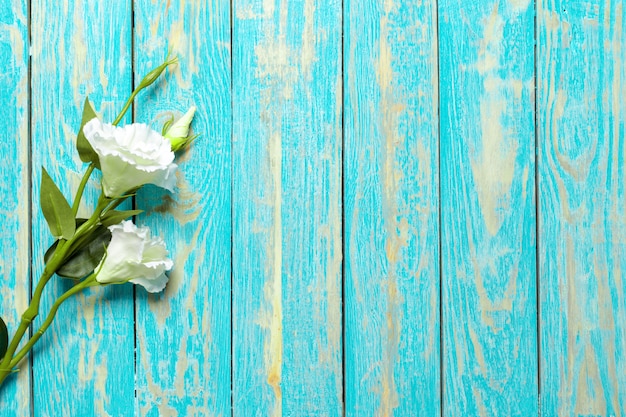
[0,56,196,387]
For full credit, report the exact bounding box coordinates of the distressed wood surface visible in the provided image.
[232,0,343,415]
[438,0,538,415]
[29,1,135,415]
[343,0,440,415]
[538,0,626,415]
[2,0,626,416]
[0,1,29,416]
[133,0,232,416]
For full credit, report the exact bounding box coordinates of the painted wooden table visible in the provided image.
[0,0,624,416]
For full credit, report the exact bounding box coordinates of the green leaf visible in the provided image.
[0,316,8,361]
[43,219,86,263]
[76,97,100,168]
[44,224,111,279]
[43,239,59,264]
[100,209,143,227]
[40,168,76,239]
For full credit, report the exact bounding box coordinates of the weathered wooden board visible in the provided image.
[2,0,626,415]
[0,1,30,416]
[133,0,232,416]
[343,0,440,415]
[30,1,135,415]
[438,0,538,415]
[538,0,626,415]
[232,0,343,415]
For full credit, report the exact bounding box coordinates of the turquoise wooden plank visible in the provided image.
[438,0,537,415]
[538,0,626,415]
[30,2,135,415]
[0,1,30,415]
[133,1,232,415]
[343,0,440,415]
[232,0,343,415]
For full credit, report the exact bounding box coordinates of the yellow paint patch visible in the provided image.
[300,0,317,81]
[507,0,531,13]
[470,95,518,236]
[254,39,297,100]
[264,128,284,417]
[375,9,407,416]
[470,4,522,236]
[236,0,276,20]
[574,345,607,415]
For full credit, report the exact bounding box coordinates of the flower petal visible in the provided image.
[83,118,177,197]
[130,271,169,293]
[94,220,172,293]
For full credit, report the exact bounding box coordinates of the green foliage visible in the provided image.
[40,168,75,240]
[44,221,112,280]
[76,97,100,168]
[101,209,143,227]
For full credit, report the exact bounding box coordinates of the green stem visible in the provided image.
[0,243,66,373]
[112,56,177,127]
[112,89,140,126]
[63,195,109,259]
[0,193,109,378]
[71,163,96,216]
[101,194,132,217]
[8,276,96,370]
[0,272,51,373]
[77,194,108,234]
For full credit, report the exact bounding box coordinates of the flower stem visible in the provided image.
[0,244,66,374]
[101,194,132,216]
[8,276,96,371]
[71,162,96,216]
[62,194,112,263]
[0,193,109,386]
[112,56,177,127]
[0,276,95,387]
[112,89,140,126]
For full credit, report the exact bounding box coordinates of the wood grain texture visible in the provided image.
[438,0,538,415]
[343,0,440,415]
[133,1,232,416]
[538,0,626,415]
[0,1,30,415]
[30,1,135,415]
[3,0,626,414]
[232,0,343,415]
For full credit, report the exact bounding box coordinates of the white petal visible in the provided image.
[130,271,169,293]
[95,222,144,284]
[83,118,177,197]
[142,237,170,263]
[158,162,178,192]
[95,220,172,293]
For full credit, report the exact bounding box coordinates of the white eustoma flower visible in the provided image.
[95,220,173,293]
[164,106,196,152]
[83,118,177,197]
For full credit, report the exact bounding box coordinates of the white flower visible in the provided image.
[83,118,177,197]
[164,106,197,152]
[95,220,173,293]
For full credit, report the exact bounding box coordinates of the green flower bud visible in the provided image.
[137,56,178,91]
[164,106,197,152]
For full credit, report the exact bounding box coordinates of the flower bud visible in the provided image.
[164,106,197,152]
[137,56,178,91]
